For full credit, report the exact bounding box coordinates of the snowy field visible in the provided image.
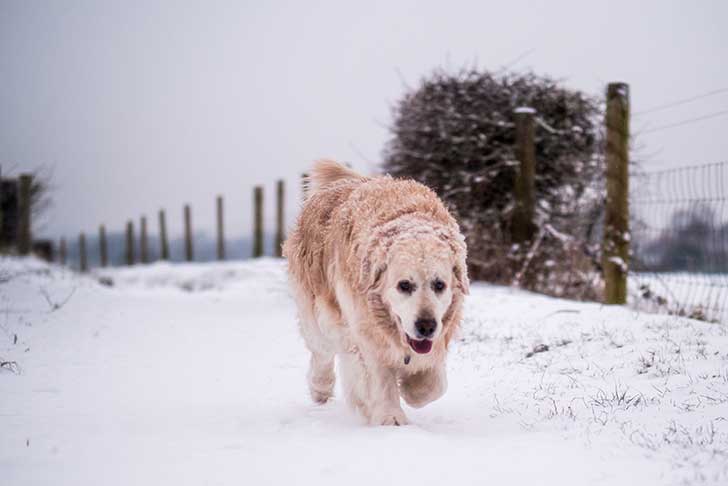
[1,257,727,486]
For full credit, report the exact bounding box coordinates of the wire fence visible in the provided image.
[630,161,728,323]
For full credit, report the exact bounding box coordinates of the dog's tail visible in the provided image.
[305,159,367,197]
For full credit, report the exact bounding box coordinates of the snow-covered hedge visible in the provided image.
[383,69,605,300]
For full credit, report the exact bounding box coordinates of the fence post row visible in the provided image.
[184,204,193,262]
[253,186,263,258]
[602,82,630,305]
[99,224,108,267]
[17,174,33,255]
[275,180,285,258]
[301,173,308,200]
[79,232,88,272]
[512,108,537,244]
[140,216,149,264]
[126,220,135,265]
[217,196,225,260]
[59,237,67,265]
[158,209,169,260]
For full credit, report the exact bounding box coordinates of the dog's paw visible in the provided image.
[310,389,333,404]
[373,409,409,426]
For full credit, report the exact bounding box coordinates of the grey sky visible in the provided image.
[2,0,727,241]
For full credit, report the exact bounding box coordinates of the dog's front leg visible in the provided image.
[365,359,408,426]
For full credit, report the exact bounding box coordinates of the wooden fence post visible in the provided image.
[126,220,135,265]
[17,174,32,255]
[217,195,225,260]
[0,171,19,250]
[603,82,630,305]
[79,232,87,272]
[275,180,285,257]
[301,173,308,200]
[512,108,536,244]
[158,209,169,260]
[140,216,149,264]
[253,186,263,258]
[99,225,108,267]
[59,237,67,265]
[184,204,193,262]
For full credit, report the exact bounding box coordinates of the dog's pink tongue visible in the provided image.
[409,338,433,354]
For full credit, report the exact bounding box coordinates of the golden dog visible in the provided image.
[283,160,468,425]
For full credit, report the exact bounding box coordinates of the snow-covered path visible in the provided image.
[1,258,726,485]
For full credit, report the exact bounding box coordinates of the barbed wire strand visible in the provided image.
[633,88,728,116]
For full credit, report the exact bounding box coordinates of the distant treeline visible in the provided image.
[634,207,728,273]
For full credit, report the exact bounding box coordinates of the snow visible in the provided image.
[1,257,727,485]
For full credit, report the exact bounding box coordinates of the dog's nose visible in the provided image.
[415,318,437,338]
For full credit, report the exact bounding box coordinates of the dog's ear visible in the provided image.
[441,290,463,347]
[453,261,469,295]
[360,248,388,292]
[447,226,470,295]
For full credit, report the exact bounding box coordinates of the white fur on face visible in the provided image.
[381,243,454,342]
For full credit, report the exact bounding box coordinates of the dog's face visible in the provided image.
[380,239,455,355]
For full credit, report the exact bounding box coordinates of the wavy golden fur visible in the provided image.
[283,160,468,425]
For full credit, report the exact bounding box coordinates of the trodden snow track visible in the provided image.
[1,257,727,485]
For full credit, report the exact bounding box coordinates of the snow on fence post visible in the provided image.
[125,220,135,265]
[253,186,264,258]
[158,209,169,261]
[79,232,88,273]
[17,174,32,255]
[99,225,108,267]
[140,216,149,264]
[59,237,67,265]
[512,108,537,244]
[275,180,285,258]
[602,82,630,305]
[216,195,225,261]
[184,204,194,262]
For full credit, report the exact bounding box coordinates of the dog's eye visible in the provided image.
[432,279,446,293]
[397,280,414,294]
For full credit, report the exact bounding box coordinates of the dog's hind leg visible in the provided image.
[307,351,335,404]
[299,294,341,404]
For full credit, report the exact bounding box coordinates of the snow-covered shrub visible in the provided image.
[383,68,605,300]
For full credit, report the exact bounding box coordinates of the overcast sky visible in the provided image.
[2,0,727,241]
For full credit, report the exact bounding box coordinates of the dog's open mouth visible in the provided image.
[407,335,433,354]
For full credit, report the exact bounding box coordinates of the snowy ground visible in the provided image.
[1,257,727,486]
[629,272,728,324]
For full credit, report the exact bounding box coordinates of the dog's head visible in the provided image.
[362,217,469,355]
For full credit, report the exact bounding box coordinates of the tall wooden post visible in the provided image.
[512,108,536,244]
[140,216,149,264]
[253,186,263,258]
[17,174,32,255]
[184,204,193,262]
[125,220,135,265]
[59,237,67,265]
[99,225,108,267]
[603,82,630,305]
[216,195,225,260]
[275,180,285,257]
[79,232,87,273]
[158,209,169,261]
